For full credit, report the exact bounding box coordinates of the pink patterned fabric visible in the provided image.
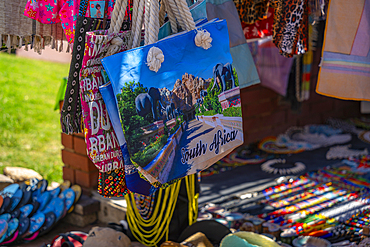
[24,0,115,44]
[79,30,130,172]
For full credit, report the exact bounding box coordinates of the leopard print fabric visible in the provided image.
[272,0,308,57]
[233,0,270,25]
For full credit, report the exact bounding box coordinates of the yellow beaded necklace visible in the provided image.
[125,174,198,247]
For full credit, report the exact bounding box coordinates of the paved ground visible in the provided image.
[12,134,370,246]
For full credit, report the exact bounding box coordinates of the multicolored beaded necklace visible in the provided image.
[134,193,156,220]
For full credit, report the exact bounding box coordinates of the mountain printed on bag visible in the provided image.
[116,63,243,183]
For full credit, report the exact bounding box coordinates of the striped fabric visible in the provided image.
[316,0,370,101]
[301,50,313,99]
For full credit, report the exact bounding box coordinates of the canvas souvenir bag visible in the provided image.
[99,0,205,195]
[101,0,244,185]
[78,0,134,197]
[99,0,209,192]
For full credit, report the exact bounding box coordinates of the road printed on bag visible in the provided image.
[116,63,244,183]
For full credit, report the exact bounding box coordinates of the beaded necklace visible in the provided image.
[134,194,156,220]
[269,184,335,208]
[125,174,198,246]
[125,180,181,246]
[263,176,311,197]
[261,159,306,175]
[266,180,317,201]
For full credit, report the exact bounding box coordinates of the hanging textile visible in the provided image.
[283,56,302,111]
[125,174,199,247]
[295,54,310,102]
[255,39,294,96]
[24,0,79,44]
[294,21,315,103]
[24,0,115,44]
[233,0,270,25]
[60,0,112,134]
[301,53,311,98]
[206,0,260,88]
[0,0,33,52]
[0,0,66,53]
[241,7,274,40]
[316,0,370,101]
[272,0,309,57]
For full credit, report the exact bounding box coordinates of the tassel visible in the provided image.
[44,36,51,46]
[36,36,42,54]
[7,35,11,53]
[34,36,38,53]
[66,43,70,53]
[51,37,55,49]
[41,36,45,50]
[12,35,18,49]
[18,36,23,48]
[24,36,30,51]
[59,40,63,52]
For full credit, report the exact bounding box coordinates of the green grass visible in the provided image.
[0,53,69,183]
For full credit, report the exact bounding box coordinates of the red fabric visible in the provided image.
[241,8,274,40]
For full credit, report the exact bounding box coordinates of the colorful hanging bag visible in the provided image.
[100,0,211,193]
[101,0,244,185]
[78,0,132,197]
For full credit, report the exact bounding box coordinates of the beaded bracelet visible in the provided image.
[263,177,310,196]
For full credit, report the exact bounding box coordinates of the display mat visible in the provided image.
[199,134,370,205]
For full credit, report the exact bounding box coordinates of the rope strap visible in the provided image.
[163,0,178,34]
[109,0,129,34]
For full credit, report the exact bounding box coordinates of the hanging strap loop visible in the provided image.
[109,0,129,34]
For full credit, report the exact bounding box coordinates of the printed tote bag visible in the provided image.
[78,0,134,197]
[101,0,244,185]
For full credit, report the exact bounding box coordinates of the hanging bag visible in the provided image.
[78,0,132,197]
[101,0,244,185]
[99,0,210,192]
